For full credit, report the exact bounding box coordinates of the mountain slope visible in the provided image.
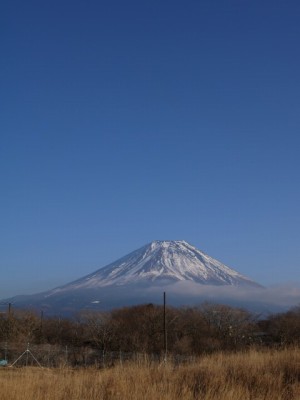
[48,240,260,296]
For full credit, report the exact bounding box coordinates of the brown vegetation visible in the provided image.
[1,303,300,363]
[0,303,261,360]
[1,348,300,399]
[1,303,300,398]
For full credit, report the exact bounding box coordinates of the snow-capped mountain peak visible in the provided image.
[50,240,260,295]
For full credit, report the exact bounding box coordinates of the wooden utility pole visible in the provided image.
[7,303,12,341]
[163,292,167,362]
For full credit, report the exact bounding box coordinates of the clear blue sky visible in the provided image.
[1,0,300,298]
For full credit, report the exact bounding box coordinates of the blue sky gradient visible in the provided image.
[1,0,300,297]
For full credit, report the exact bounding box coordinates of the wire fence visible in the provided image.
[0,341,196,368]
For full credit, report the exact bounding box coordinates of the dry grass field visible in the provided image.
[1,348,300,400]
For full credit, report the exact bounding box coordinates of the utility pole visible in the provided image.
[40,310,44,328]
[40,310,44,337]
[163,292,167,362]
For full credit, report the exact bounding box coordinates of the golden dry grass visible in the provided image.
[1,348,300,399]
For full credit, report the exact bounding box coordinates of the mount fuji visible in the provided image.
[3,241,263,314]
[51,240,260,291]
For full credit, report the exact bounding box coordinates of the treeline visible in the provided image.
[1,303,300,360]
